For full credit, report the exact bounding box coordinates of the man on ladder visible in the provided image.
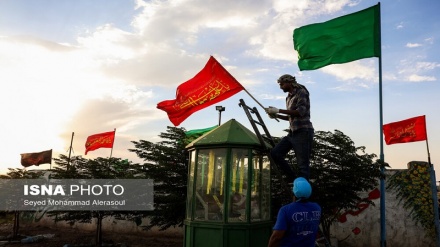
[265,74,314,182]
[239,74,328,246]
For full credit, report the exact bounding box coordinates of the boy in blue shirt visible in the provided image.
[268,177,321,247]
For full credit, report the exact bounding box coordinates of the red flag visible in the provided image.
[383,115,427,145]
[85,131,115,155]
[20,149,52,167]
[157,56,244,126]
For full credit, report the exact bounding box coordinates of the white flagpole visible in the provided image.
[109,128,116,158]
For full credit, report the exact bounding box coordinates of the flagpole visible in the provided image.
[67,132,74,171]
[425,116,432,165]
[109,128,116,158]
[425,116,440,247]
[49,149,53,170]
[243,88,279,122]
[376,3,387,247]
[243,88,264,109]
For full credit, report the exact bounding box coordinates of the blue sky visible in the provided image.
[0,0,439,179]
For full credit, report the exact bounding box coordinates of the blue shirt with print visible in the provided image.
[273,201,321,247]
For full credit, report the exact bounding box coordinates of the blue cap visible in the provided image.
[293,177,312,199]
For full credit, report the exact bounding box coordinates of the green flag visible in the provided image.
[293,3,381,71]
[185,126,217,138]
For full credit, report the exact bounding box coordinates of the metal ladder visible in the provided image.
[238,98,292,203]
[238,99,275,147]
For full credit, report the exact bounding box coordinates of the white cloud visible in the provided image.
[77,24,141,60]
[425,37,434,44]
[0,31,152,170]
[406,43,422,48]
[2,0,420,173]
[322,61,376,80]
[396,59,439,83]
[273,0,357,16]
[249,0,366,81]
[407,74,436,82]
[415,62,440,71]
[132,0,271,41]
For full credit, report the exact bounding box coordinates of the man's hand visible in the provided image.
[265,107,279,114]
[268,113,277,119]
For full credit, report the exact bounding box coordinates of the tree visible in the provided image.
[387,162,436,238]
[0,168,44,239]
[305,130,384,240]
[129,126,385,242]
[268,129,385,241]
[49,155,144,246]
[129,126,189,230]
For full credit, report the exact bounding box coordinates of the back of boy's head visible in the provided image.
[293,177,312,199]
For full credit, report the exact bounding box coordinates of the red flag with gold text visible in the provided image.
[157,56,244,126]
[85,131,115,155]
[383,115,427,145]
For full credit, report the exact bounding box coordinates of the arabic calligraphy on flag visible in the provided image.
[85,131,115,155]
[383,115,427,145]
[157,56,244,126]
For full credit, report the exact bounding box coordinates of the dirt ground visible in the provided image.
[0,223,183,247]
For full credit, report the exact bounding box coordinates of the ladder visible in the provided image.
[238,98,275,148]
[238,98,292,203]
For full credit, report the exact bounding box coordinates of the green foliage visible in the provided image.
[0,168,45,238]
[48,155,144,245]
[312,130,383,226]
[127,127,383,240]
[129,126,189,230]
[275,130,385,239]
[51,155,141,179]
[50,155,90,179]
[387,162,435,238]
[0,168,44,179]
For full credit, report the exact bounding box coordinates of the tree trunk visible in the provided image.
[95,212,103,246]
[322,219,332,247]
[12,211,19,239]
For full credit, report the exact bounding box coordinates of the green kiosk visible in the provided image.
[184,119,273,247]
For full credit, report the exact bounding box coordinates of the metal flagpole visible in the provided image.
[67,132,74,171]
[429,165,440,247]
[243,88,279,122]
[49,149,52,170]
[243,88,265,109]
[109,128,116,158]
[425,116,440,247]
[377,3,387,247]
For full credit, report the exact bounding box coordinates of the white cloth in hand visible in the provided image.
[266,107,279,114]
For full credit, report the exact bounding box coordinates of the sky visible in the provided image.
[0,0,439,179]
